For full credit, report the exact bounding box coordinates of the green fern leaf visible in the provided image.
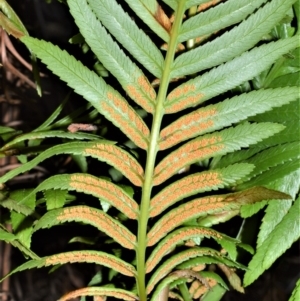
[156,122,284,183]
[0,193,33,216]
[57,287,139,301]
[10,190,35,249]
[167,36,299,112]
[68,0,157,113]
[179,0,268,43]
[146,226,238,273]
[0,228,16,242]
[172,0,297,78]
[150,163,254,216]
[123,0,170,42]
[161,0,177,9]
[148,187,291,246]
[177,256,246,271]
[238,159,299,189]
[33,206,136,250]
[289,279,300,301]
[44,189,67,210]
[240,170,299,219]
[146,247,222,294]
[26,173,138,219]
[256,170,300,247]
[242,141,300,180]
[1,250,136,282]
[160,87,298,149]
[20,36,150,149]
[0,141,144,186]
[185,0,214,9]
[244,196,300,286]
[87,0,164,79]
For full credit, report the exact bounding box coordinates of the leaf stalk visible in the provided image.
[135,1,187,300]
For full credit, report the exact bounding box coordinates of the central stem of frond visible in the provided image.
[135,1,187,300]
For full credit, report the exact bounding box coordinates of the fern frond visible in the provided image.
[243,141,299,180]
[244,196,300,286]
[58,287,139,301]
[68,0,157,113]
[0,141,144,186]
[156,122,284,183]
[44,189,67,210]
[146,226,239,273]
[289,279,300,301]
[179,0,268,43]
[87,0,164,78]
[0,228,16,242]
[34,206,136,249]
[167,36,299,112]
[238,159,299,189]
[148,187,290,246]
[26,173,139,219]
[123,0,171,42]
[172,0,298,78]
[150,164,254,216]
[21,37,150,149]
[160,87,298,149]
[1,250,136,282]
[256,170,300,246]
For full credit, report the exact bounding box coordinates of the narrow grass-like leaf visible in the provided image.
[179,0,267,43]
[172,0,297,78]
[1,250,136,282]
[0,141,144,187]
[26,173,138,219]
[68,0,157,113]
[87,0,164,79]
[150,164,254,216]
[146,227,227,273]
[123,0,170,42]
[1,131,100,151]
[155,123,284,184]
[58,287,139,301]
[20,37,150,149]
[33,95,69,132]
[244,196,300,286]
[148,187,290,246]
[160,87,298,149]
[33,206,136,250]
[146,247,222,294]
[166,36,299,113]
[289,279,300,301]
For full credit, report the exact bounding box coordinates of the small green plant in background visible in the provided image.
[0,0,299,300]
